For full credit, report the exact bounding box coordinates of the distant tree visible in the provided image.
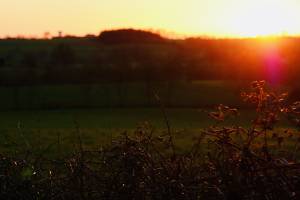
[58,31,62,38]
[43,32,51,39]
[98,29,166,44]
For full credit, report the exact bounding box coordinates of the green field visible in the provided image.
[0,79,294,156]
[0,108,246,152]
[0,108,255,129]
[0,81,244,110]
[0,107,293,155]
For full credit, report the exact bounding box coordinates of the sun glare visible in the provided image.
[224,0,299,38]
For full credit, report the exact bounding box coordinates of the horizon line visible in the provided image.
[1,27,300,40]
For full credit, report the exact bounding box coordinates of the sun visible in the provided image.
[225,0,299,37]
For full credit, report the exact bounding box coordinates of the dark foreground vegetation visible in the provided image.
[2,81,300,199]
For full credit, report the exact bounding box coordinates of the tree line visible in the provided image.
[0,29,300,86]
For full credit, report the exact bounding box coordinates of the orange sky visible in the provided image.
[1,0,300,38]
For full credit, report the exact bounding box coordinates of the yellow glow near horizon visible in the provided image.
[223,0,300,37]
[1,0,300,38]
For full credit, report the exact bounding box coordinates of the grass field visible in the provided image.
[0,80,294,155]
[0,108,255,129]
[0,81,242,110]
[0,107,294,155]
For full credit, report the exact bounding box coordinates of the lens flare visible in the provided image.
[262,42,282,84]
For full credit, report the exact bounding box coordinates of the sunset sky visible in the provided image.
[1,0,300,38]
